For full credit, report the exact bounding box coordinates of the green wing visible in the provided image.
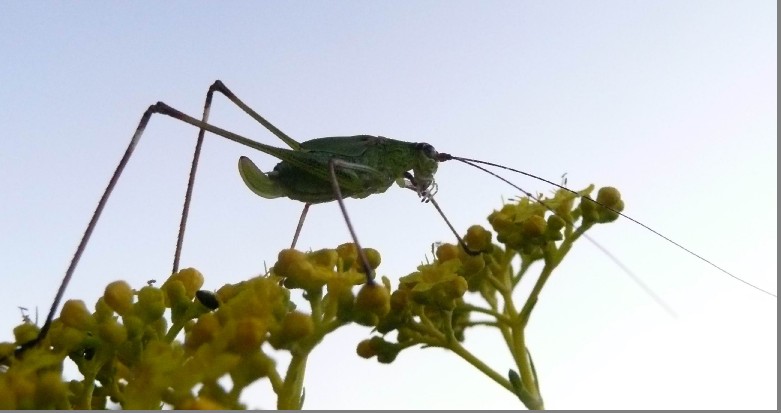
[299,135,382,157]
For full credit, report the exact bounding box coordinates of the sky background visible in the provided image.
[0,1,776,409]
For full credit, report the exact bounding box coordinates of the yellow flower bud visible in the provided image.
[162,280,188,308]
[361,248,382,272]
[168,268,204,298]
[231,318,268,353]
[356,339,377,359]
[355,283,391,319]
[268,312,313,348]
[390,288,411,311]
[0,342,15,361]
[547,214,566,231]
[136,286,166,321]
[280,311,314,342]
[104,281,134,315]
[596,187,624,222]
[122,315,144,340]
[274,249,308,277]
[445,276,468,299]
[98,319,127,346]
[596,186,622,209]
[464,225,492,252]
[521,215,546,238]
[488,209,513,233]
[282,259,329,291]
[51,325,86,353]
[336,243,358,269]
[216,282,240,303]
[60,300,95,331]
[186,313,220,348]
[13,323,39,345]
[308,248,339,269]
[436,243,460,262]
[94,297,115,322]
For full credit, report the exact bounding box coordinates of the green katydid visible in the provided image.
[16,80,776,355]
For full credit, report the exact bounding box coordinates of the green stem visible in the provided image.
[459,303,512,325]
[498,277,527,376]
[448,341,512,393]
[79,371,96,409]
[308,290,323,325]
[512,258,533,287]
[518,236,571,328]
[165,322,185,342]
[418,313,448,342]
[267,364,284,394]
[485,271,509,294]
[463,321,500,328]
[510,328,540,407]
[273,299,347,410]
[277,351,310,409]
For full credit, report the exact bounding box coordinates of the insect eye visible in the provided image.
[416,143,438,159]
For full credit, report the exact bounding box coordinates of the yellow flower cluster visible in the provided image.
[356,186,623,410]
[0,186,623,410]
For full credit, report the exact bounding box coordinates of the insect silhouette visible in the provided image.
[15,80,776,354]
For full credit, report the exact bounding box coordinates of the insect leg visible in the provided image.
[291,203,311,249]
[204,80,301,151]
[402,172,479,256]
[173,81,306,274]
[172,86,216,274]
[327,159,376,284]
[19,100,305,355]
[17,108,159,354]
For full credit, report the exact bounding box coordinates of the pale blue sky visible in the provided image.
[0,1,776,409]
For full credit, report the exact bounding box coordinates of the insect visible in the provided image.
[15,80,776,355]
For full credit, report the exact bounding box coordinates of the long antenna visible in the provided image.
[439,153,776,299]
[438,155,677,316]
